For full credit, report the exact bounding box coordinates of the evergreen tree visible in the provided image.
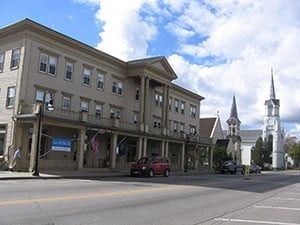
[252,137,264,167]
[212,146,231,171]
[263,137,273,165]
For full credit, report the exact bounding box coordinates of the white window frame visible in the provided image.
[133,112,139,124]
[83,68,91,86]
[6,86,15,107]
[180,102,185,115]
[190,105,196,118]
[155,93,163,107]
[97,73,104,90]
[180,123,185,133]
[39,53,57,76]
[112,79,123,96]
[81,100,89,112]
[11,49,20,69]
[95,104,103,116]
[169,97,172,110]
[65,62,73,80]
[62,96,71,110]
[110,108,121,119]
[0,53,4,72]
[174,121,178,132]
[112,81,117,94]
[39,53,48,73]
[174,99,179,113]
[48,56,57,75]
[117,82,123,95]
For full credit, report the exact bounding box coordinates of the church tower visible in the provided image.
[226,95,242,161]
[263,70,284,169]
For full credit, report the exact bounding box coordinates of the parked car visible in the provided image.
[130,156,171,177]
[221,160,244,174]
[250,164,262,173]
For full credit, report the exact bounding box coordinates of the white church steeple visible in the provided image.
[263,69,284,169]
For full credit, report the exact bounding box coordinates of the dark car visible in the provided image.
[250,164,262,173]
[130,156,171,177]
[221,160,244,174]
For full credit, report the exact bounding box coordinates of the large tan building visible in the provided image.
[0,19,211,172]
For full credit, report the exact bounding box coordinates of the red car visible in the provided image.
[130,156,171,177]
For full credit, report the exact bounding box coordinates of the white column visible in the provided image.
[144,77,150,132]
[181,142,185,170]
[111,133,118,169]
[139,76,145,132]
[143,137,148,156]
[29,120,39,172]
[78,128,86,170]
[137,137,143,159]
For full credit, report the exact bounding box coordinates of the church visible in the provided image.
[225,71,285,169]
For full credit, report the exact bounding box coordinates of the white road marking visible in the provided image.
[254,205,300,211]
[215,218,300,225]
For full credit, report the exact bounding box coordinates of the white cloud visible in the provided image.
[78,0,300,132]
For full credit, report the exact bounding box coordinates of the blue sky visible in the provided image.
[1,0,300,138]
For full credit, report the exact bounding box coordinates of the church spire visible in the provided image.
[230,95,239,120]
[227,95,240,124]
[270,68,276,100]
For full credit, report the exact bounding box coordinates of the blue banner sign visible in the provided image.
[52,138,71,152]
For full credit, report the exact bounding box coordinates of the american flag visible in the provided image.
[90,134,99,156]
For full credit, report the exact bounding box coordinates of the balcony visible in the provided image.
[17,104,211,144]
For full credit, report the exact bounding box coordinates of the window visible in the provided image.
[117,82,123,95]
[6,87,15,107]
[35,90,54,105]
[49,56,57,75]
[135,87,140,100]
[83,68,91,85]
[112,80,123,96]
[97,73,104,90]
[62,96,71,110]
[0,125,6,156]
[153,118,161,128]
[65,62,73,80]
[190,105,196,118]
[112,81,117,94]
[81,100,89,112]
[180,123,185,133]
[36,90,44,102]
[169,97,172,110]
[174,121,178,132]
[11,49,20,69]
[39,54,48,72]
[174,99,179,112]
[154,93,163,107]
[189,125,196,134]
[0,53,4,72]
[39,53,57,75]
[95,104,103,116]
[133,112,139,124]
[110,108,121,119]
[180,102,185,115]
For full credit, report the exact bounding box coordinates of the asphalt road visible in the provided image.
[1,171,300,225]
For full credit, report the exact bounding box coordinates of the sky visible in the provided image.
[1,0,300,139]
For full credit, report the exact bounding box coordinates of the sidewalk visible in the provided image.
[0,169,211,180]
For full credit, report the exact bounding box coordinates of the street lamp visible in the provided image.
[32,91,54,176]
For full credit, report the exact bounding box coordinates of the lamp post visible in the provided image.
[32,92,54,176]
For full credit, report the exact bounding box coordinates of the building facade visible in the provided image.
[262,72,285,169]
[0,19,211,172]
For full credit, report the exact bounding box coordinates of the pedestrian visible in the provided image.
[9,146,22,171]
